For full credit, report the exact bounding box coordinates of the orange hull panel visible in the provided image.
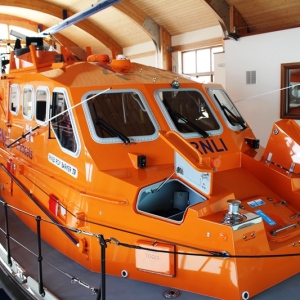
[0,43,300,300]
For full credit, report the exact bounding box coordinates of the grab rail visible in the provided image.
[270,223,297,236]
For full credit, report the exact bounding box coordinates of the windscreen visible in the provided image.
[83,90,157,144]
[156,90,220,137]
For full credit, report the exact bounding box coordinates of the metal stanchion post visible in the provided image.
[3,202,12,266]
[96,234,107,300]
[36,216,45,297]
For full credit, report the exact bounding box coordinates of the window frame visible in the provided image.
[154,88,223,138]
[207,87,246,131]
[182,46,223,83]
[22,85,34,120]
[9,84,20,115]
[35,86,50,125]
[82,89,160,144]
[50,88,81,157]
[280,62,300,119]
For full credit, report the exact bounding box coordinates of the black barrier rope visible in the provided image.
[109,239,300,259]
[2,197,300,260]
[13,167,300,259]
[0,203,100,298]
[2,198,300,300]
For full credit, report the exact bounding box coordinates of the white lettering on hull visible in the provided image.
[48,153,78,178]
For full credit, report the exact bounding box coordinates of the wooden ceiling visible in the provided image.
[0,0,300,57]
[224,0,300,36]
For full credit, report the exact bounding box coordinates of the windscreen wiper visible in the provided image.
[221,104,247,130]
[93,104,131,145]
[213,95,247,130]
[163,99,209,138]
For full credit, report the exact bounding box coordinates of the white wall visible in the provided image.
[123,26,224,68]
[172,26,223,46]
[214,52,226,87]
[222,28,300,146]
[123,41,157,66]
[172,26,223,74]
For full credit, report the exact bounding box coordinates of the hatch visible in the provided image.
[136,179,206,222]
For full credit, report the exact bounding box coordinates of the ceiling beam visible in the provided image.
[205,0,230,32]
[114,0,147,25]
[115,0,161,45]
[115,0,172,70]
[0,14,38,31]
[160,27,172,71]
[205,0,248,37]
[229,5,248,35]
[0,0,122,54]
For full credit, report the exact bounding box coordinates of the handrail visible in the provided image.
[0,199,105,299]
[1,194,300,299]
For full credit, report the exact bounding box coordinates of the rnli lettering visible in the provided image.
[0,128,33,159]
[190,138,228,154]
[16,144,33,159]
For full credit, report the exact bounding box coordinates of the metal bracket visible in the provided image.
[142,16,160,48]
[12,260,27,284]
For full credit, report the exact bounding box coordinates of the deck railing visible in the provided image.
[0,199,107,300]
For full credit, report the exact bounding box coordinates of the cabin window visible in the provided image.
[36,87,50,124]
[207,88,246,131]
[9,84,20,115]
[50,89,79,155]
[23,85,34,119]
[155,89,221,137]
[83,90,159,144]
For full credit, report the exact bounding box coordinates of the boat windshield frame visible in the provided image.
[207,87,247,131]
[82,89,160,144]
[154,88,222,138]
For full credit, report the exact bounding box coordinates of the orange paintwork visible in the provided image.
[0,41,300,300]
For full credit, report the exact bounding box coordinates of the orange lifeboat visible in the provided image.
[87,54,110,64]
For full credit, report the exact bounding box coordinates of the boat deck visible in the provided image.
[0,203,299,300]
